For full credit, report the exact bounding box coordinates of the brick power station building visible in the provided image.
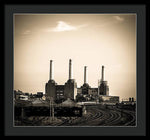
[45,59,119,103]
[45,59,77,102]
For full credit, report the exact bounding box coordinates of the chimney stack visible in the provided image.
[84,66,87,84]
[50,60,53,80]
[69,59,72,79]
[101,65,104,81]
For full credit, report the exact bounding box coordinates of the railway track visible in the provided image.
[58,106,136,126]
[21,116,46,126]
[15,106,136,126]
[114,108,136,126]
[102,110,122,126]
[123,110,136,126]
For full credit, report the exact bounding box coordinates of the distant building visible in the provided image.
[99,95,119,104]
[78,66,109,96]
[18,94,28,101]
[14,90,22,100]
[45,59,77,102]
[81,66,90,95]
[64,79,77,100]
[24,93,29,96]
[14,90,29,100]
[76,65,117,102]
[77,88,82,94]
[81,83,90,95]
[45,60,57,100]
[99,81,109,95]
[45,60,119,104]
[45,79,57,99]
[98,66,109,96]
[121,97,136,105]
[55,85,65,101]
[37,92,43,98]
[88,88,98,96]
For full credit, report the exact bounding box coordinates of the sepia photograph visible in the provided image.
[13,14,137,127]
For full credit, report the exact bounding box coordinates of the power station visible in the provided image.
[45,59,119,103]
[45,59,77,102]
[14,59,135,126]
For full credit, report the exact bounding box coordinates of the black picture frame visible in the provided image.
[4,4,146,136]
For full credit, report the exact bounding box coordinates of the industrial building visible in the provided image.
[98,66,109,95]
[76,65,119,103]
[45,59,77,102]
[77,65,109,96]
[45,60,57,100]
[77,66,97,95]
[45,59,119,103]
[99,95,119,104]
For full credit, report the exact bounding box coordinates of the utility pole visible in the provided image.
[49,97,54,123]
[49,97,51,124]
[21,107,24,123]
[51,97,54,121]
[49,97,53,124]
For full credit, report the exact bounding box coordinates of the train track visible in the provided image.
[15,106,136,126]
[114,108,136,126]
[122,110,136,126]
[102,110,122,126]
[55,106,136,126]
[21,116,46,126]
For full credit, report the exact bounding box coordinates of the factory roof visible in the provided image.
[61,98,76,107]
[32,98,44,104]
[28,98,49,107]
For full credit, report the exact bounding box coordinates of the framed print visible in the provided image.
[4,4,146,136]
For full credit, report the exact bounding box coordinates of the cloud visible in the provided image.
[96,16,125,28]
[52,21,77,32]
[45,21,88,32]
[22,30,31,35]
[113,16,124,22]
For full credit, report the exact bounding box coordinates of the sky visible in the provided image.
[14,14,136,101]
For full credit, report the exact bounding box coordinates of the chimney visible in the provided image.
[50,60,53,80]
[69,59,72,79]
[101,65,104,81]
[84,66,87,84]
